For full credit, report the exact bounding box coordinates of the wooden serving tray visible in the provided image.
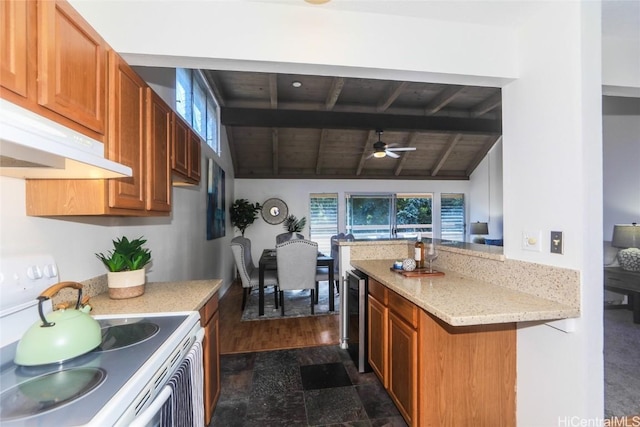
[390,268,445,277]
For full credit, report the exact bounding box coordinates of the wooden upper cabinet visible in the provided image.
[0,0,32,99]
[172,113,202,185]
[146,89,172,212]
[189,130,202,182]
[172,115,189,176]
[37,0,107,135]
[107,51,146,211]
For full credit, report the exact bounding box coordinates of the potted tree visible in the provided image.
[230,199,261,236]
[95,236,152,299]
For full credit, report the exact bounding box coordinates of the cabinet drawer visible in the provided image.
[199,292,219,325]
[368,279,388,304]
[388,290,418,328]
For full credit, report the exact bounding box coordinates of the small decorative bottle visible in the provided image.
[414,232,425,269]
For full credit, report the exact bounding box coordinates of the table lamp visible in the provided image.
[612,223,640,271]
[470,221,489,244]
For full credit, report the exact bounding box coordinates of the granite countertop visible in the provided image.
[88,279,223,316]
[351,259,579,327]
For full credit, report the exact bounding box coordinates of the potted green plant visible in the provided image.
[95,236,152,299]
[283,214,306,234]
[230,199,261,236]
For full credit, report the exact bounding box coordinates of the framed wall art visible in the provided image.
[207,158,225,240]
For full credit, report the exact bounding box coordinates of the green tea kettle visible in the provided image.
[14,282,102,366]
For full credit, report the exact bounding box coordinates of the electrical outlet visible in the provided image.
[522,230,541,251]
[550,231,563,254]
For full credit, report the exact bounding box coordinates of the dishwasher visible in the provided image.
[344,269,371,373]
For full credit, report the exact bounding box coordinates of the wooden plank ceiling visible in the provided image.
[205,70,502,180]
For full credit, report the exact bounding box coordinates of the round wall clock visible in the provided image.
[261,198,288,225]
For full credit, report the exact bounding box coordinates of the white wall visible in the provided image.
[602,96,640,240]
[469,139,504,240]
[0,131,236,292]
[502,2,603,424]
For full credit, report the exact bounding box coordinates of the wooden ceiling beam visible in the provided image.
[424,86,465,115]
[316,129,328,174]
[394,132,419,176]
[202,71,226,107]
[377,81,408,112]
[471,93,502,117]
[221,107,502,134]
[272,128,279,175]
[432,134,462,177]
[269,74,278,109]
[325,77,345,110]
[465,135,501,176]
[356,130,377,176]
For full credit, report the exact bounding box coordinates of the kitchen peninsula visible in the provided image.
[340,239,580,426]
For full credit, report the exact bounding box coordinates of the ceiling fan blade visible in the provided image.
[387,147,416,152]
[385,151,400,158]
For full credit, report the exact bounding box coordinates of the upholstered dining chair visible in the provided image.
[276,232,304,245]
[315,233,354,299]
[276,239,318,316]
[230,236,279,311]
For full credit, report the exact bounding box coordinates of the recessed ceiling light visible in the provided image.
[292,81,302,88]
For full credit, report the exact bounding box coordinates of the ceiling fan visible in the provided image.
[370,130,417,159]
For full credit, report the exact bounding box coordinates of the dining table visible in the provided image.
[258,249,335,316]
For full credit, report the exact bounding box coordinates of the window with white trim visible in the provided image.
[175,69,220,154]
[309,194,338,255]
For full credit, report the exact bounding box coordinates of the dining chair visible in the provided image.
[276,232,304,245]
[276,239,317,316]
[315,233,353,299]
[230,236,279,311]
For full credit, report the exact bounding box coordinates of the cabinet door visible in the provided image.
[189,130,202,181]
[145,89,171,212]
[172,115,189,176]
[0,0,31,99]
[37,0,107,135]
[107,52,145,210]
[367,295,388,386]
[201,308,220,425]
[388,311,418,425]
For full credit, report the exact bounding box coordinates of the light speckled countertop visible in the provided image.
[351,260,579,326]
[88,280,222,316]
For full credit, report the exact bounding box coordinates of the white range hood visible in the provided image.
[0,99,132,179]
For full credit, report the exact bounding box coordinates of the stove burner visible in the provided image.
[98,322,159,351]
[0,368,106,421]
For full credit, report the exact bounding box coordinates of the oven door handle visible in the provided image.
[128,385,172,427]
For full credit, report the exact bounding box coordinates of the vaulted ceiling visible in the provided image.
[205,70,502,180]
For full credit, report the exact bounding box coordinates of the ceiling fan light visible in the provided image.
[373,150,386,158]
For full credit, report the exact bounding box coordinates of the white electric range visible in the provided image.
[0,255,204,427]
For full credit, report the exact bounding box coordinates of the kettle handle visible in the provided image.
[37,281,84,327]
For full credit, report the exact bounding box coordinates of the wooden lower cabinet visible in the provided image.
[388,311,418,424]
[199,293,221,425]
[367,279,516,427]
[367,294,387,384]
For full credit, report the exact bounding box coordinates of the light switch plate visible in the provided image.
[522,230,542,252]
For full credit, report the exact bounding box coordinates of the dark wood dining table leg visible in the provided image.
[259,264,265,316]
[329,261,335,312]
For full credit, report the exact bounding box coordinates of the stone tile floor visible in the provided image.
[210,345,408,426]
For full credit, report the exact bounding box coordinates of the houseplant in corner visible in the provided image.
[95,236,152,299]
[230,199,261,236]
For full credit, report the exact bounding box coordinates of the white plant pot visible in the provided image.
[107,269,146,299]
